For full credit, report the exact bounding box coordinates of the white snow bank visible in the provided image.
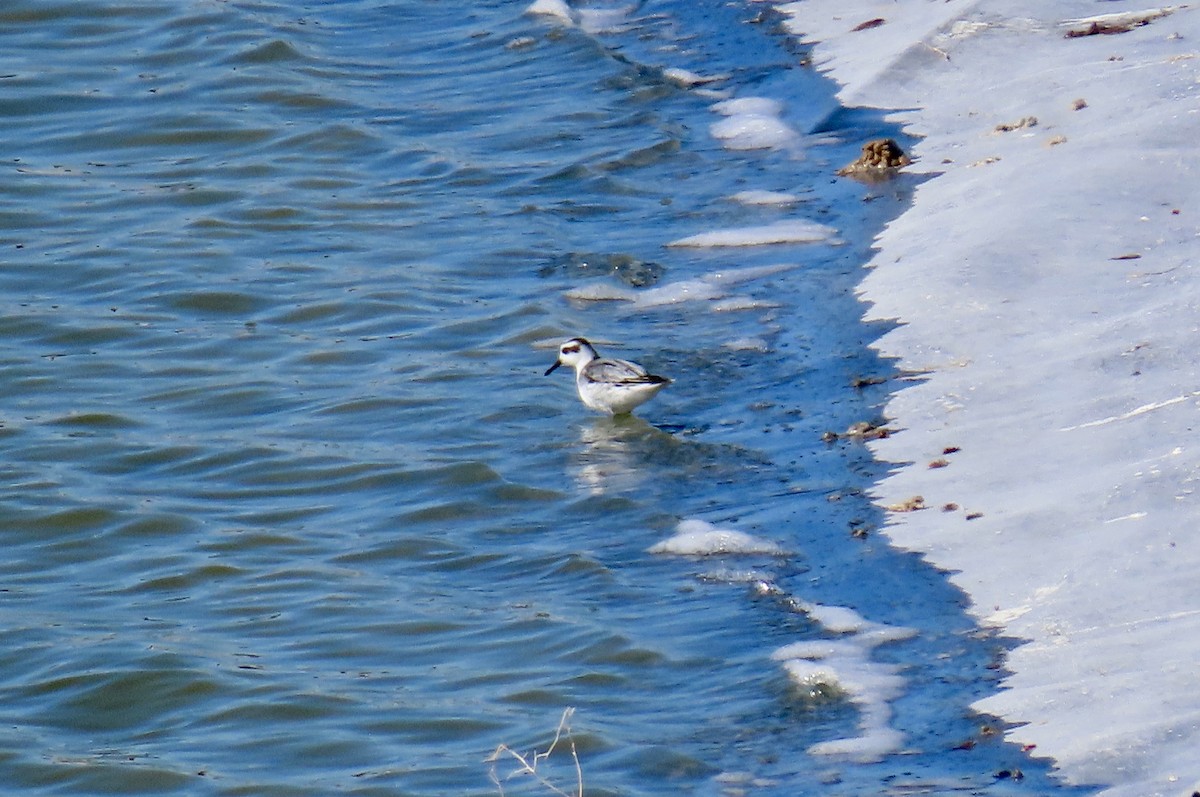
[778,1,1200,795]
[648,518,784,556]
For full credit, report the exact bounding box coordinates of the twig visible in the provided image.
[921,41,950,61]
[487,708,582,797]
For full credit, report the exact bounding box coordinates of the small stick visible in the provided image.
[487,708,582,797]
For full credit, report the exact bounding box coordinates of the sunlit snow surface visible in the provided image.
[774,1,1200,795]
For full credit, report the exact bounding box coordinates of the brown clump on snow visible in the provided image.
[837,138,911,178]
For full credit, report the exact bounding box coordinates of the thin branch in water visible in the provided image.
[486,708,582,797]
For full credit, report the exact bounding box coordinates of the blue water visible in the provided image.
[0,1,1095,795]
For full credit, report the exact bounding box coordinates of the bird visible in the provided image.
[544,337,671,415]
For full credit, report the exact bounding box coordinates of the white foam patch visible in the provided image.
[710,96,799,152]
[526,0,631,31]
[648,519,784,557]
[711,297,778,312]
[563,263,796,309]
[651,519,913,765]
[703,263,797,285]
[772,603,916,763]
[663,67,727,88]
[710,116,796,151]
[699,567,777,586]
[565,279,721,305]
[795,601,868,634]
[713,96,784,117]
[635,279,728,305]
[667,220,837,248]
[526,0,574,23]
[729,189,803,206]
[722,337,770,352]
[713,771,779,789]
[576,6,631,34]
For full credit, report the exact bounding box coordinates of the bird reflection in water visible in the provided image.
[571,414,679,495]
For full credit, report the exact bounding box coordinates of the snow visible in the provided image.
[774,1,1200,795]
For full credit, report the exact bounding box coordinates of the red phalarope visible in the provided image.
[544,337,670,416]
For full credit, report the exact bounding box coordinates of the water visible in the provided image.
[0,2,1094,795]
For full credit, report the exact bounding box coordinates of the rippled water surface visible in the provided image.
[0,2,1092,795]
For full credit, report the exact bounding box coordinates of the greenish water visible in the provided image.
[0,1,1092,795]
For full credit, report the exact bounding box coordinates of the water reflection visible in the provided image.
[570,409,779,497]
[572,414,669,495]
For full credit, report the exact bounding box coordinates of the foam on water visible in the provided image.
[710,296,779,312]
[667,219,837,248]
[768,593,917,764]
[525,0,631,34]
[662,67,728,88]
[722,336,770,352]
[563,263,798,308]
[648,518,785,556]
[650,516,916,764]
[661,524,917,769]
[525,0,574,24]
[729,189,804,206]
[575,5,635,34]
[710,96,800,152]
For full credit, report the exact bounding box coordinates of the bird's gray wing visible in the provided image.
[584,358,664,384]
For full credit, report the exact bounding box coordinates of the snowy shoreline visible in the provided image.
[776,1,1200,795]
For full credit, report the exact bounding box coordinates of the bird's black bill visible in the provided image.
[544,361,561,376]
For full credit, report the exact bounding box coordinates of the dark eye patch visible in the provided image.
[563,344,580,353]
